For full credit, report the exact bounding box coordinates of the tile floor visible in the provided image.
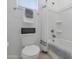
[38,52,54,59]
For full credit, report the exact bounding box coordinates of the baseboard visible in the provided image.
[7,55,20,59]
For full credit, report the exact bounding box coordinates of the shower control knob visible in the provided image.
[51,29,54,33]
[52,35,56,38]
[52,2,55,5]
[52,40,55,42]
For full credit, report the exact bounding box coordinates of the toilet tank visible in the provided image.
[20,28,39,47]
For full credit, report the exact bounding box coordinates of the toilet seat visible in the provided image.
[22,45,40,56]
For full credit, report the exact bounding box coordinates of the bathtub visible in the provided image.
[48,39,72,59]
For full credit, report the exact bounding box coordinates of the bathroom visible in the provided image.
[7,0,72,59]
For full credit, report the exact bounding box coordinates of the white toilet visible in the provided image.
[21,34,40,59]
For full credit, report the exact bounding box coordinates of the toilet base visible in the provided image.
[41,50,48,54]
[20,57,22,59]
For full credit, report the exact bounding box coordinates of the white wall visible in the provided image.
[59,9,72,41]
[7,0,22,59]
[57,0,72,10]
[45,0,72,12]
[7,0,40,59]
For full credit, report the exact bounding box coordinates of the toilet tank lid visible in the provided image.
[22,45,40,56]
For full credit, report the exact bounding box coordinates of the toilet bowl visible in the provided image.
[22,45,40,59]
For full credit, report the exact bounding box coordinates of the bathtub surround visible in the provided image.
[39,0,72,59]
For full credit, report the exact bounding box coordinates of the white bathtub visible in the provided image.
[48,39,72,59]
